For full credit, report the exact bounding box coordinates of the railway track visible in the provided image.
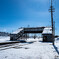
[0,41,34,51]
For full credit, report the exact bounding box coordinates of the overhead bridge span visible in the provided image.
[24,27,45,33]
[10,27,45,40]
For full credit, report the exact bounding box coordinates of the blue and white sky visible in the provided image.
[0,0,59,35]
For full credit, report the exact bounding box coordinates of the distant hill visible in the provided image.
[0,32,10,36]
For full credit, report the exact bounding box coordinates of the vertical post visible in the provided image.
[28,25,30,39]
[51,0,54,45]
[26,33,27,40]
[49,0,55,45]
[53,21,55,41]
[54,21,55,37]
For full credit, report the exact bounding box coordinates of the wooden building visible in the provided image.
[42,27,53,42]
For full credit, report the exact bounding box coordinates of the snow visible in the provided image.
[12,28,23,34]
[0,36,10,43]
[42,27,52,34]
[0,38,59,59]
[55,37,59,53]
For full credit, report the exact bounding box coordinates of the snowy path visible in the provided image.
[0,38,59,59]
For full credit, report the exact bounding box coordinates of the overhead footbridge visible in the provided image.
[10,27,45,40]
[24,27,45,33]
[10,28,24,40]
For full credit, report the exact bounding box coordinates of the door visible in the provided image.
[43,36,47,42]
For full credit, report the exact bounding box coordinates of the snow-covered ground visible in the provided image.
[55,37,59,55]
[0,37,59,59]
[0,36,10,43]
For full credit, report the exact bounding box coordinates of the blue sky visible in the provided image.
[0,0,59,35]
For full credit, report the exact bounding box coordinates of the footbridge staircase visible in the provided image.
[10,27,45,40]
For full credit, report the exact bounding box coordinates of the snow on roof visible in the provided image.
[42,27,52,34]
[12,28,23,34]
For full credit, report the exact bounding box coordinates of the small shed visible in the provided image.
[42,27,53,42]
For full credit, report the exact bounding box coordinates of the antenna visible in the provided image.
[49,0,55,45]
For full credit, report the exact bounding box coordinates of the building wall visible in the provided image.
[42,34,53,42]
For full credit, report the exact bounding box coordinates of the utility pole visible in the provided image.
[53,21,55,38]
[49,0,55,45]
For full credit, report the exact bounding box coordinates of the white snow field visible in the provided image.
[0,36,10,43]
[0,37,59,59]
[55,37,59,54]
